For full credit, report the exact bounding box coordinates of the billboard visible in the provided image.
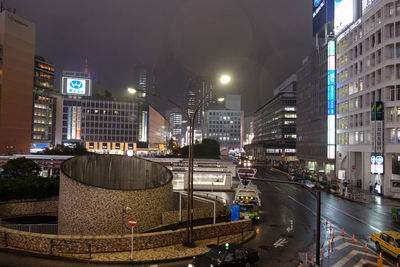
[371,155,384,174]
[327,40,336,159]
[62,77,91,96]
[313,0,334,36]
[67,106,82,140]
[334,0,356,34]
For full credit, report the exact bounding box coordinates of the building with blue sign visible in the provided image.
[295,0,337,179]
[335,0,400,198]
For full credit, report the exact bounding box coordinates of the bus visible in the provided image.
[233,183,261,223]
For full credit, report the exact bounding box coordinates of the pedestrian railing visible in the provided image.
[1,223,58,235]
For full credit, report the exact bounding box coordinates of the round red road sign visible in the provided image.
[128,217,136,227]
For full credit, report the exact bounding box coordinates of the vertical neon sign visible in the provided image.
[327,40,336,159]
[67,106,72,140]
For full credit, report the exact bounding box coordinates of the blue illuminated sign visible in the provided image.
[33,144,47,148]
[69,80,83,89]
[327,40,336,159]
[313,0,334,35]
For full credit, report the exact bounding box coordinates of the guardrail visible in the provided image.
[1,223,57,235]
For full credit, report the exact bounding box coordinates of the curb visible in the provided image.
[0,230,256,265]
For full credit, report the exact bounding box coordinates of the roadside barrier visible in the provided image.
[321,245,324,260]
[377,252,383,267]
[327,241,330,255]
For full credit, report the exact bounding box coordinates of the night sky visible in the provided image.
[8,0,312,115]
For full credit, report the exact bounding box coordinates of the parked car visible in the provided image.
[189,243,259,267]
[371,231,400,262]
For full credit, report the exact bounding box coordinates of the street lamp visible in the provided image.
[127,74,231,246]
[121,206,131,236]
[220,74,231,85]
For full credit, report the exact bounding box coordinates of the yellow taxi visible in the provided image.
[371,231,400,261]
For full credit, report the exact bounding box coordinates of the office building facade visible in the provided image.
[249,75,297,162]
[295,0,336,177]
[55,71,150,155]
[205,109,243,151]
[335,0,400,197]
[0,10,35,154]
[31,56,56,151]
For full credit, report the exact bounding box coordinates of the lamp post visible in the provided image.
[127,73,231,245]
[120,206,131,236]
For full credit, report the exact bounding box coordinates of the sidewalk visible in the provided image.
[6,231,255,264]
[338,187,400,207]
[271,166,400,207]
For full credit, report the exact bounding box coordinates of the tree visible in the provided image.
[196,139,220,157]
[167,138,178,151]
[2,157,41,177]
[176,138,220,158]
[42,143,89,155]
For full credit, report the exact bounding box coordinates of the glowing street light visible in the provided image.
[127,87,137,94]
[220,74,231,85]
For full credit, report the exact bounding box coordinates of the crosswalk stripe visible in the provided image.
[331,250,374,267]
[332,242,363,251]
[354,258,389,267]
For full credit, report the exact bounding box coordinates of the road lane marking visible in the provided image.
[273,238,288,248]
[323,202,382,233]
[287,195,316,216]
[272,185,282,192]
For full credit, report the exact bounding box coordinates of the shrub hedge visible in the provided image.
[0,176,59,201]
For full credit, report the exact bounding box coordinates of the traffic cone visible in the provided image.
[364,242,367,252]
[321,245,324,260]
[352,233,355,244]
[342,227,344,237]
[326,217,328,225]
[377,252,383,267]
[332,230,335,244]
[330,223,332,232]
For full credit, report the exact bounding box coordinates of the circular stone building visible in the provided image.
[58,155,173,235]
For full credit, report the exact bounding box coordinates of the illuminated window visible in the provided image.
[284,114,297,118]
[284,107,295,111]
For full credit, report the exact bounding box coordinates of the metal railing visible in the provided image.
[1,223,58,235]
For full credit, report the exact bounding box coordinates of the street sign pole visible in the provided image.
[128,217,136,261]
[131,226,133,260]
[316,190,321,266]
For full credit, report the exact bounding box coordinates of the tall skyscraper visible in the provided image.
[0,10,35,154]
[133,66,156,99]
[31,56,56,151]
[296,0,336,177]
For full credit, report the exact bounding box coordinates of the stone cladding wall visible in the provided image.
[58,173,174,235]
[0,198,58,219]
[0,219,252,255]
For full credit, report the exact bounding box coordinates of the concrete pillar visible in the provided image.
[384,152,392,197]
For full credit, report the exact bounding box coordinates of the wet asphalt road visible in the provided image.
[2,164,400,266]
